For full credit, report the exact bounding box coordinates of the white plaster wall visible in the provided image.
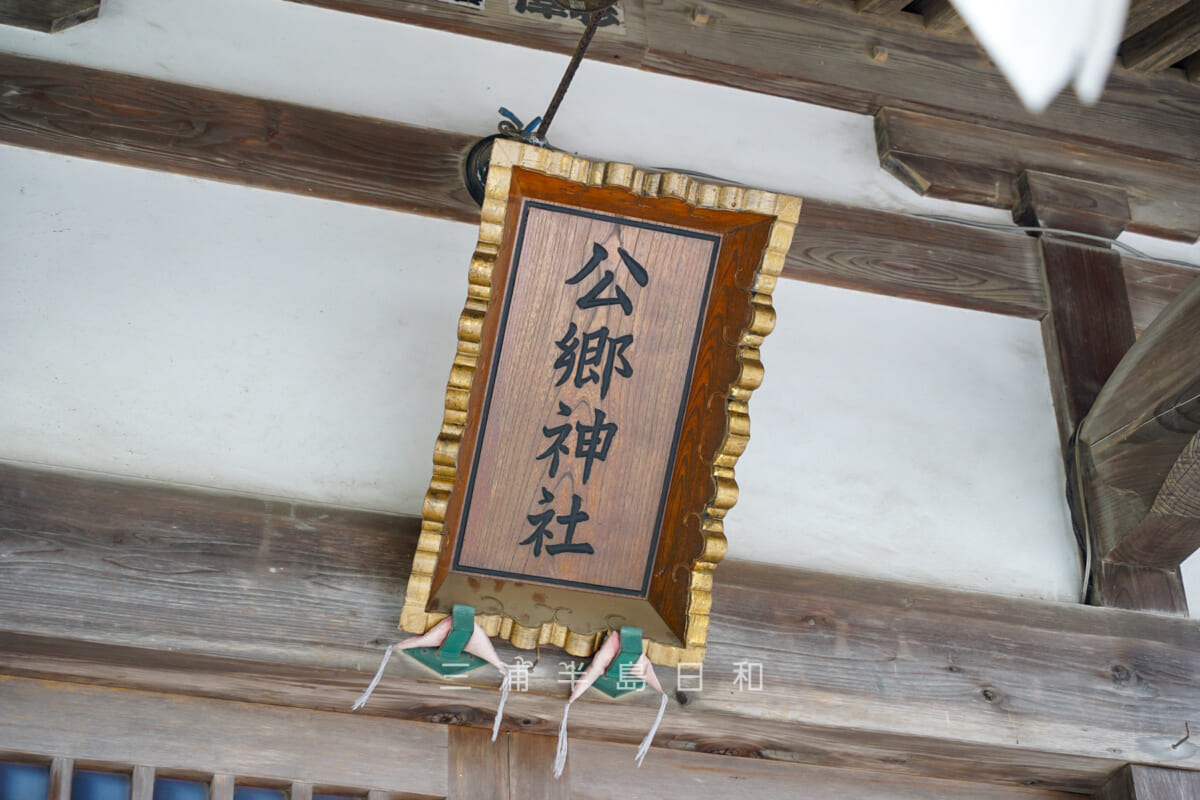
[8,0,1193,606]
[1,143,1081,602]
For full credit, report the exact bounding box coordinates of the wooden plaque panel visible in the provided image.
[402,142,800,665]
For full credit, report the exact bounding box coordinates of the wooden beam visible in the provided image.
[1079,276,1200,580]
[3,464,1200,794]
[1037,238,1136,450]
[0,0,100,32]
[0,676,450,797]
[1,54,1194,324]
[876,106,1200,242]
[920,0,968,33]
[855,0,912,15]
[291,0,1200,167]
[1122,2,1200,71]
[1013,171,1131,242]
[448,727,508,800]
[0,54,481,224]
[1125,0,1194,37]
[1097,765,1200,799]
[1,677,1080,800]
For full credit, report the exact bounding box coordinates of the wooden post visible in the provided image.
[1020,170,1189,614]
[1097,765,1200,798]
[48,757,72,800]
[131,766,155,800]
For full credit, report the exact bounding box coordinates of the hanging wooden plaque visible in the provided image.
[402,141,800,665]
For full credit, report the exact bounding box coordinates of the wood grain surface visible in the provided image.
[4,463,1200,794]
[1,53,1194,327]
[452,204,717,593]
[427,161,785,654]
[289,0,1200,165]
[1079,276,1200,580]
[0,676,449,796]
[1097,764,1200,799]
[876,107,1200,242]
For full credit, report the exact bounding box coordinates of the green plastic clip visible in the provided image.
[404,604,488,677]
[591,626,645,698]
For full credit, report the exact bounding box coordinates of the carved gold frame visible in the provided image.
[401,140,800,666]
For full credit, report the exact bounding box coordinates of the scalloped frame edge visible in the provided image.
[400,140,801,667]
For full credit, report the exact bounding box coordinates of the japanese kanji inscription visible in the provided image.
[402,141,800,666]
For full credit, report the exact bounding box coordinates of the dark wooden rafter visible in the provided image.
[1125,0,1194,37]
[918,0,967,34]
[854,0,912,15]
[287,0,1200,167]
[0,0,100,32]
[4,676,1085,800]
[1121,0,1200,72]
[875,106,1200,243]
[1079,277,1200,581]
[1014,169,1193,616]
[0,54,1193,329]
[3,463,1200,795]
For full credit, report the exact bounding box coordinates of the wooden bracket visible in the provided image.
[0,0,101,32]
[1013,171,1132,242]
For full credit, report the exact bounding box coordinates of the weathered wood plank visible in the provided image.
[509,735,567,800]
[1122,2,1200,72]
[569,740,1078,800]
[786,199,1045,317]
[1013,171,1131,241]
[1097,764,1200,799]
[855,0,912,15]
[1123,258,1198,333]
[1079,277,1200,577]
[131,766,154,800]
[0,53,480,224]
[295,0,1200,167]
[0,0,100,32]
[1038,239,1136,449]
[876,106,1200,242]
[286,0,648,66]
[0,676,449,797]
[1125,0,1194,37]
[3,464,1200,793]
[210,776,235,800]
[920,0,967,33]
[448,727,506,800]
[48,757,72,800]
[1110,433,1200,568]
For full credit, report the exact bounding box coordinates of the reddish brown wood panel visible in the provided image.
[452,204,718,593]
[431,167,776,645]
